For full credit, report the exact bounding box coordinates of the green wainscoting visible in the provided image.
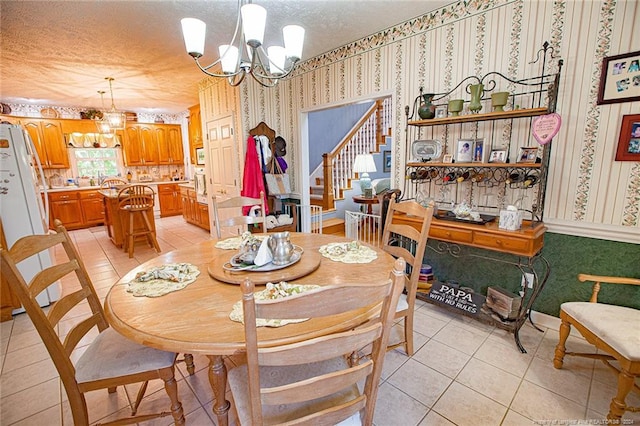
[422,232,640,317]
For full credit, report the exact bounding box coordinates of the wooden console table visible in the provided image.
[394,211,549,352]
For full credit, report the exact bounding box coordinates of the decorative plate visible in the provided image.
[412,140,442,161]
[40,108,59,119]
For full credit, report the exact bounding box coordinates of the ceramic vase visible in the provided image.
[448,99,464,116]
[491,91,510,112]
[468,84,484,114]
[418,93,436,119]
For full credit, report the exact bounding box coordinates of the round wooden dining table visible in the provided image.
[104,232,396,426]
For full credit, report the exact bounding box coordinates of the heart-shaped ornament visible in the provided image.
[532,113,561,145]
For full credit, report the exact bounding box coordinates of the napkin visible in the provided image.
[253,238,273,266]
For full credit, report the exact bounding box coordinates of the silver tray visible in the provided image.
[412,139,442,161]
[222,246,303,272]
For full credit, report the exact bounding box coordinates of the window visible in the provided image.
[71,148,123,178]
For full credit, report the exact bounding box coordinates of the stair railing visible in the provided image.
[320,98,390,210]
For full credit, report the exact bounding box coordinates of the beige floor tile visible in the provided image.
[184,406,217,425]
[488,322,545,354]
[6,329,42,353]
[524,356,591,406]
[536,330,595,378]
[0,357,58,397]
[0,378,61,424]
[510,380,586,422]
[433,381,508,425]
[417,303,458,323]
[182,365,215,406]
[500,409,533,425]
[413,308,449,338]
[587,379,640,422]
[456,357,522,406]
[432,322,489,355]
[418,410,456,425]
[474,336,534,377]
[387,358,452,407]
[380,347,410,381]
[373,381,429,426]
[412,339,471,378]
[11,404,62,426]
[2,341,50,373]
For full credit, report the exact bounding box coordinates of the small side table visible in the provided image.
[352,195,379,215]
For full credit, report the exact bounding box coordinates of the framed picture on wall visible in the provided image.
[488,149,507,163]
[472,139,486,163]
[517,147,538,163]
[597,50,640,105]
[615,114,640,161]
[383,150,391,172]
[196,147,205,165]
[455,139,474,163]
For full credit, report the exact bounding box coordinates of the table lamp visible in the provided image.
[353,153,377,197]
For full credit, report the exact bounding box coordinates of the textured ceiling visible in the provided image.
[0,0,449,115]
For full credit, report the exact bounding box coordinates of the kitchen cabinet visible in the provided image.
[188,104,202,164]
[123,124,159,166]
[157,183,182,217]
[0,220,22,321]
[79,190,105,226]
[22,118,69,169]
[156,125,184,165]
[48,189,105,230]
[49,190,84,229]
[180,185,209,230]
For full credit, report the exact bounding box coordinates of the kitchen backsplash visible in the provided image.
[42,164,186,188]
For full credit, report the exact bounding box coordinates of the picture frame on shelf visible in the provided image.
[455,139,474,163]
[488,149,507,163]
[597,50,640,105]
[196,147,205,165]
[517,147,538,163]
[615,114,640,161]
[435,105,448,119]
[442,154,454,163]
[472,139,487,163]
[383,150,391,172]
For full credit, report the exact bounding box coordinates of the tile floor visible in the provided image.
[1,215,639,425]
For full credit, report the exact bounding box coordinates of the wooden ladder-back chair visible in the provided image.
[228,257,407,426]
[100,177,128,189]
[118,184,161,258]
[212,190,267,238]
[380,194,434,356]
[554,273,640,421]
[0,220,184,426]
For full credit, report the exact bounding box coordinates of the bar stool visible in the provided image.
[118,184,161,258]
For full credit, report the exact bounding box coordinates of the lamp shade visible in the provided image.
[241,3,266,46]
[181,18,206,57]
[219,45,239,73]
[353,154,377,174]
[283,25,305,60]
[267,46,286,74]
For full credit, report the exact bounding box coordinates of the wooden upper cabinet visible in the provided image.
[59,118,99,134]
[188,105,202,164]
[21,119,69,169]
[123,124,159,166]
[167,126,184,164]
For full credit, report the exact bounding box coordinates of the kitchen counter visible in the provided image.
[46,180,191,192]
[99,189,159,249]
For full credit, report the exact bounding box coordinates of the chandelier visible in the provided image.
[95,90,113,134]
[100,77,126,130]
[180,0,305,87]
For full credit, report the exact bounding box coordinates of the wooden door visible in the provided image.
[79,191,105,226]
[167,126,184,164]
[49,192,83,229]
[22,120,46,166]
[40,120,68,168]
[139,125,158,165]
[207,115,239,235]
[123,126,144,166]
[155,126,170,165]
[188,105,202,164]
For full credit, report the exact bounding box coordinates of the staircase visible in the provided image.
[310,97,392,211]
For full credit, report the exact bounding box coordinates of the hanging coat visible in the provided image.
[241,135,269,216]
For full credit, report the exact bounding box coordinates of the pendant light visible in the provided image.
[102,77,126,130]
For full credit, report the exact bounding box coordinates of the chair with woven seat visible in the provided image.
[228,257,406,426]
[118,184,161,258]
[380,194,434,356]
[0,219,184,425]
[212,191,267,238]
[554,273,640,421]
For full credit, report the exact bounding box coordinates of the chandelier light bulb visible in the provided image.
[181,18,206,58]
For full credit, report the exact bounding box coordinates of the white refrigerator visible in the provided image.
[0,123,60,309]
